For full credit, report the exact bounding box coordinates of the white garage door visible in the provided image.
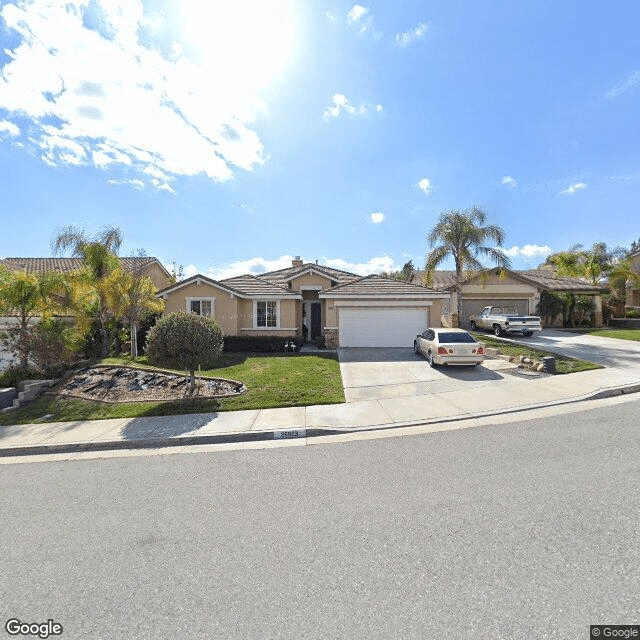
[339,307,429,347]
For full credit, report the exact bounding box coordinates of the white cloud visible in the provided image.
[559,182,587,195]
[607,70,640,99]
[0,120,20,136]
[324,93,355,118]
[324,10,336,21]
[500,175,517,188]
[347,4,374,34]
[324,255,397,276]
[0,0,296,190]
[370,212,385,224]
[347,5,368,23]
[324,93,380,119]
[197,254,399,279]
[417,177,431,194]
[206,255,296,280]
[395,22,428,47]
[504,244,553,259]
[108,178,145,190]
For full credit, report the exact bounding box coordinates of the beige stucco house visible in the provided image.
[625,249,640,309]
[411,268,607,327]
[156,257,449,347]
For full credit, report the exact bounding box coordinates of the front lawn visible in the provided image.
[580,328,640,342]
[0,353,345,425]
[470,333,602,374]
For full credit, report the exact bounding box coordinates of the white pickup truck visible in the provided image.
[468,306,542,337]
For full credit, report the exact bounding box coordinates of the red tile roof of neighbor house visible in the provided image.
[412,268,607,294]
[1,256,170,276]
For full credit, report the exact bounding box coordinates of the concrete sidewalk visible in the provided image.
[1,365,640,458]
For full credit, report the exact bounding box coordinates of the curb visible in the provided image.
[1,382,639,459]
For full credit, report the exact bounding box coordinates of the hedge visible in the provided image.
[222,336,305,353]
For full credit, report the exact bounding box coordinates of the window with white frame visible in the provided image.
[256,300,278,327]
[186,297,214,316]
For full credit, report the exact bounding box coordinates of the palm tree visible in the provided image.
[104,266,164,358]
[425,206,511,324]
[52,225,123,358]
[546,242,627,285]
[0,266,71,369]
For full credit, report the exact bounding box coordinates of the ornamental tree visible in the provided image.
[145,311,223,392]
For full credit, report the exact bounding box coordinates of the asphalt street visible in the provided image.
[1,397,639,640]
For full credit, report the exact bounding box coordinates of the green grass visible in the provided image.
[579,328,640,342]
[470,333,602,374]
[0,353,345,425]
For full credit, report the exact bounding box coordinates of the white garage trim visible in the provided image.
[333,300,434,307]
[338,307,430,347]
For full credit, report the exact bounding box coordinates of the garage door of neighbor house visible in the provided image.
[460,299,530,326]
[339,307,429,347]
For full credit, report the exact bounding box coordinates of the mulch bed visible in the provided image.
[47,365,246,404]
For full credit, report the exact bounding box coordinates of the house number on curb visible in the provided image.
[274,428,306,440]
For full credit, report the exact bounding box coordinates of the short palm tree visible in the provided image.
[52,225,123,358]
[0,266,71,369]
[425,206,511,324]
[104,266,164,358]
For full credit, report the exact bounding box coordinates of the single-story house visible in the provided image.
[625,249,640,309]
[410,268,608,327]
[0,256,173,291]
[156,257,450,347]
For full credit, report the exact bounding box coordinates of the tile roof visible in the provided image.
[155,273,299,298]
[260,262,358,286]
[412,270,457,289]
[1,256,165,275]
[412,268,607,293]
[516,270,608,292]
[219,274,298,297]
[321,274,444,296]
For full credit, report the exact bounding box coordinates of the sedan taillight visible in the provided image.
[476,347,483,354]
[437,347,448,354]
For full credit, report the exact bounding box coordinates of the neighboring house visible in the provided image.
[0,256,173,291]
[156,257,449,347]
[410,268,607,327]
[625,249,640,309]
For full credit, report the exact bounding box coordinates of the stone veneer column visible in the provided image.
[324,328,339,348]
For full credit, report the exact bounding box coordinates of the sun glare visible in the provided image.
[175,0,297,89]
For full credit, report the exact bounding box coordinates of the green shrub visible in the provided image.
[222,335,305,353]
[0,365,48,388]
[146,312,223,390]
[625,308,640,318]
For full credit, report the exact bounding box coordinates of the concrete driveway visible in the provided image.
[337,347,516,402]
[496,329,640,370]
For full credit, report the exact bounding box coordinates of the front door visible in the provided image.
[310,302,322,339]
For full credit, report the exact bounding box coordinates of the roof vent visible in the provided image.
[292,256,303,267]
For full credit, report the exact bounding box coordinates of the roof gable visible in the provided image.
[320,274,447,297]
[156,273,300,299]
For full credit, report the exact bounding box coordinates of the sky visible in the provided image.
[0,0,639,280]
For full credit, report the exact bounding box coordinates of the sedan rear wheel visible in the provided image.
[427,351,438,368]
[493,324,502,337]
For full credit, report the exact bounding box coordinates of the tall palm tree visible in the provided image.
[52,225,123,358]
[425,206,511,324]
